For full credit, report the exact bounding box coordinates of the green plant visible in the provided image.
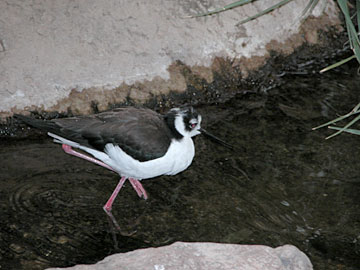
[312,102,360,139]
[320,0,360,73]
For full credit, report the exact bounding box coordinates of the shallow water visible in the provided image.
[1,59,360,269]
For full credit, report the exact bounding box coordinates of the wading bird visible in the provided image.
[16,106,232,229]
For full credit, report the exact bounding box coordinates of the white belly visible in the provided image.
[99,137,195,179]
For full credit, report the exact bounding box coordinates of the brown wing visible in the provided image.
[17,107,173,162]
[52,107,173,161]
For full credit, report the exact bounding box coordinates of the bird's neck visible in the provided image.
[164,115,183,140]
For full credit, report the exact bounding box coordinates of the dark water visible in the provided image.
[1,55,360,269]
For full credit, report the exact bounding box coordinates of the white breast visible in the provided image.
[98,137,195,180]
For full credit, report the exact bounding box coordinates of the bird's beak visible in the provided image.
[199,128,234,150]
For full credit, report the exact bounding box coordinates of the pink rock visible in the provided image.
[47,242,312,270]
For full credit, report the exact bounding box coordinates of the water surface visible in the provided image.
[1,55,360,270]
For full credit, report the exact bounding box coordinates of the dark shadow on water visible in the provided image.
[1,53,360,269]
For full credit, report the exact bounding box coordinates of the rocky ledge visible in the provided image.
[47,242,312,270]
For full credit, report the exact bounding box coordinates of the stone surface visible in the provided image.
[0,0,340,117]
[46,242,313,270]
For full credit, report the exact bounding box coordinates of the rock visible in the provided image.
[0,0,340,118]
[46,242,313,270]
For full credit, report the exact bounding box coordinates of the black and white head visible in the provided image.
[165,106,202,139]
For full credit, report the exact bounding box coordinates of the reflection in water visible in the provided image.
[1,64,360,270]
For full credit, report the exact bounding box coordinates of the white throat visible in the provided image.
[174,115,188,137]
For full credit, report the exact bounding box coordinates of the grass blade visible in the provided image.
[321,0,360,72]
[357,0,360,29]
[337,0,360,61]
[325,113,360,139]
[237,0,294,25]
[186,0,254,18]
[328,126,360,135]
[319,55,356,73]
[300,0,319,19]
[312,102,360,130]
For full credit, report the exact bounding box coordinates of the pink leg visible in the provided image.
[61,144,148,199]
[103,176,127,232]
[62,144,115,172]
[103,176,127,212]
[129,178,148,199]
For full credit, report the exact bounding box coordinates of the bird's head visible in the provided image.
[165,106,234,150]
[166,106,202,138]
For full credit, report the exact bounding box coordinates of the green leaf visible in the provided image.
[300,0,319,19]
[357,0,360,29]
[326,113,360,140]
[186,0,254,18]
[337,0,360,49]
[312,102,360,130]
[319,55,356,73]
[328,126,360,135]
[237,0,294,25]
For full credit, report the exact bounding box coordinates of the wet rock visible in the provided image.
[46,242,312,270]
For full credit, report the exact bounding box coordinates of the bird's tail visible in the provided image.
[14,114,59,134]
[47,132,81,148]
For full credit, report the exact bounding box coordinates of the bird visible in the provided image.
[15,106,215,229]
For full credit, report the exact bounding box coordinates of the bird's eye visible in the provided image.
[190,123,197,129]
